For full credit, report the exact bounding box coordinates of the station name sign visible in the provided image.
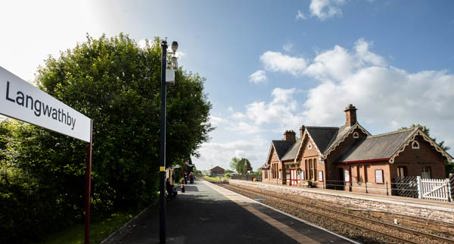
[0,66,91,142]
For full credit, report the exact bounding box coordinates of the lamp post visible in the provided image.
[159,39,178,244]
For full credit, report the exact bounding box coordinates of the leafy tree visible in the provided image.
[0,34,212,242]
[230,157,240,172]
[230,157,252,175]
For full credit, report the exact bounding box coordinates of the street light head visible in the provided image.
[171,41,178,53]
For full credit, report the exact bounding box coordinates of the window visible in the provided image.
[308,159,317,181]
[272,163,277,178]
[344,169,350,182]
[397,166,407,178]
[307,143,312,150]
[375,169,384,184]
[309,159,314,180]
[356,165,362,183]
[318,171,324,182]
[411,140,420,149]
[353,132,359,139]
[421,167,431,179]
[364,165,369,183]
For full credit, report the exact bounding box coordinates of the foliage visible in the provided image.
[41,211,134,244]
[224,169,234,178]
[447,164,454,175]
[203,176,228,183]
[0,34,212,242]
[230,157,252,175]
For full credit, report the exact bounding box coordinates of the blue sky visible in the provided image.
[1,0,454,170]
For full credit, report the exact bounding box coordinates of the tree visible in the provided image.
[0,34,212,242]
[230,157,252,175]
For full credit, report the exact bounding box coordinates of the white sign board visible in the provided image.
[0,66,91,142]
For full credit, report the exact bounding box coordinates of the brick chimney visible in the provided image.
[283,130,296,142]
[344,104,357,127]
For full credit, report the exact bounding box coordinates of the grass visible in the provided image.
[203,175,229,183]
[40,212,135,244]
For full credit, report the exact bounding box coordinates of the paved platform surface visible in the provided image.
[105,180,355,244]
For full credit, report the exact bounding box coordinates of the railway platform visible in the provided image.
[103,180,356,244]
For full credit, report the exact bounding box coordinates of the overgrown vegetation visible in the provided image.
[41,211,134,244]
[203,176,228,183]
[0,34,212,243]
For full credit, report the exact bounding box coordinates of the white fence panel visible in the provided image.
[417,176,451,202]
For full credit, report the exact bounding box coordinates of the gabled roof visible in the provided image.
[272,140,294,160]
[305,126,339,153]
[281,140,302,161]
[339,128,415,162]
[323,123,371,156]
[210,166,225,171]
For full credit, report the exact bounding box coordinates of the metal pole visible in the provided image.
[159,40,168,244]
[84,119,94,244]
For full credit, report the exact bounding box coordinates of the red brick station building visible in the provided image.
[261,104,453,195]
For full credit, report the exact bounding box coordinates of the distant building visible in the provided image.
[210,166,225,176]
[261,104,452,195]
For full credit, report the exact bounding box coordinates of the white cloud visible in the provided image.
[196,38,454,171]
[296,10,307,20]
[260,51,307,76]
[301,39,454,154]
[245,88,303,129]
[309,0,347,20]
[209,115,227,127]
[305,45,355,81]
[195,138,268,170]
[249,70,267,84]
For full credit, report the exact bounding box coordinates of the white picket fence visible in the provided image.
[417,176,452,202]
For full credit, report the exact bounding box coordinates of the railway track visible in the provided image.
[221,183,454,244]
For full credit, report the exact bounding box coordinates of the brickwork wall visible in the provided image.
[229,179,454,224]
[262,148,283,184]
[392,135,446,178]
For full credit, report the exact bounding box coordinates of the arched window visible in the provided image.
[411,140,420,149]
[353,132,359,139]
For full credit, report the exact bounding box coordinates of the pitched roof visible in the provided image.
[339,128,415,162]
[272,140,294,160]
[281,140,302,161]
[210,166,225,171]
[305,126,340,153]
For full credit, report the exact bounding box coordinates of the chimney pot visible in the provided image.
[283,130,296,142]
[344,104,358,126]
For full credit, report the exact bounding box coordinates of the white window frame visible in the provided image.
[411,140,420,149]
[344,169,350,182]
[375,169,384,184]
[318,171,324,182]
[353,132,359,139]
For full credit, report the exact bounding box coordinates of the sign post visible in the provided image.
[0,66,93,243]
